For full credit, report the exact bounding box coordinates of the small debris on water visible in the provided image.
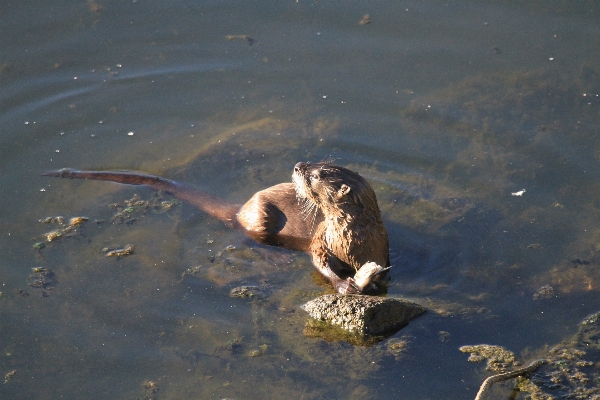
[225,35,254,46]
[358,14,371,26]
[44,230,63,242]
[39,216,65,224]
[4,369,16,384]
[39,216,89,243]
[533,285,555,300]
[27,268,55,290]
[13,288,29,297]
[230,286,261,298]
[438,331,451,342]
[386,338,410,360]
[511,189,526,196]
[571,258,590,266]
[248,349,262,357]
[104,244,134,257]
[159,200,176,211]
[68,216,88,226]
[141,379,159,396]
[180,265,203,279]
[109,193,179,224]
[215,337,243,354]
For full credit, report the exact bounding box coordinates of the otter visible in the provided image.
[43,162,389,294]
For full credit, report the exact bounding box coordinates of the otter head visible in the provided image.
[292,162,379,218]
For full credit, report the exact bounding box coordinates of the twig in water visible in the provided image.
[474,359,547,400]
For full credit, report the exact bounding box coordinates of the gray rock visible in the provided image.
[302,294,425,336]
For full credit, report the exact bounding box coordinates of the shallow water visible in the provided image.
[1,1,600,399]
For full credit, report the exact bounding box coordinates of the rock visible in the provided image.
[302,294,425,336]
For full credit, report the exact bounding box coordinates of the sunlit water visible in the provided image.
[1,1,600,399]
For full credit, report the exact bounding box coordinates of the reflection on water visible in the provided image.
[1,1,599,399]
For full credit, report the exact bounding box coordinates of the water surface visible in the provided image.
[1,1,600,399]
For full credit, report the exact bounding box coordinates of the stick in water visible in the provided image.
[474,359,547,400]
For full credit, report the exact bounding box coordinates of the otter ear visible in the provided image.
[338,184,351,197]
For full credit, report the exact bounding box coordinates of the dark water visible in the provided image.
[1,1,600,399]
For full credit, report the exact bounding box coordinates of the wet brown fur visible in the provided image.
[43,162,389,294]
[292,162,389,293]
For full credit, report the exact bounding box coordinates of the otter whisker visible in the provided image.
[324,186,336,201]
[300,199,319,233]
[320,156,337,165]
[297,196,320,233]
[308,203,319,233]
[300,198,317,219]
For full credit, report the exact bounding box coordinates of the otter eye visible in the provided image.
[310,172,320,180]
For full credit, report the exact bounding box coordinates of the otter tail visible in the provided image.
[42,168,241,225]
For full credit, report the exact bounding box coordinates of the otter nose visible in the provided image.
[294,162,306,173]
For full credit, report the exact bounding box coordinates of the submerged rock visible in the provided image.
[302,294,425,337]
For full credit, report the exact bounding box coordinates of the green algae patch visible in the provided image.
[460,344,516,372]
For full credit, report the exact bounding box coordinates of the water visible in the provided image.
[1,1,599,399]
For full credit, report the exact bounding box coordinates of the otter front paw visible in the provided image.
[334,278,360,294]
